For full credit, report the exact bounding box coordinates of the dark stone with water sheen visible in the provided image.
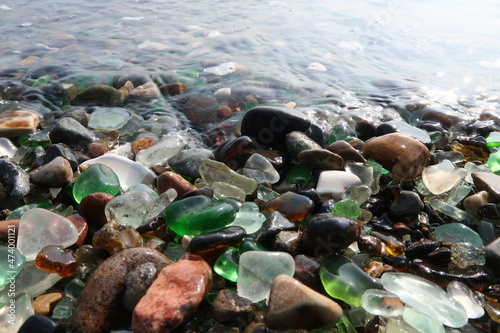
[0,156,30,201]
[49,117,95,149]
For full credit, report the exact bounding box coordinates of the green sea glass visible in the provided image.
[163,196,236,236]
[286,164,316,185]
[487,150,500,174]
[486,132,500,148]
[320,255,383,307]
[0,245,26,289]
[72,163,121,203]
[17,129,51,148]
[214,247,239,282]
[332,199,360,219]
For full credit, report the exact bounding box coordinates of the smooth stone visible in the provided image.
[157,171,197,197]
[73,163,121,204]
[79,192,114,230]
[188,226,246,259]
[358,235,388,257]
[30,156,73,188]
[240,106,311,147]
[293,254,320,287]
[131,136,156,154]
[237,251,295,303]
[92,220,143,254]
[477,203,500,220]
[129,81,162,101]
[45,143,78,171]
[361,289,403,317]
[200,159,258,195]
[463,191,489,217]
[0,156,30,200]
[402,306,445,333]
[87,142,109,159]
[18,315,65,333]
[447,281,484,319]
[0,137,17,158]
[389,190,424,217]
[49,117,96,149]
[255,211,296,248]
[17,208,79,261]
[159,82,187,96]
[70,84,124,106]
[67,248,171,333]
[163,196,237,236]
[0,110,39,137]
[380,272,468,328]
[422,160,467,195]
[285,131,322,160]
[262,191,314,222]
[472,172,500,203]
[88,107,131,130]
[297,149,344,170]
[320,255,383,307]
[105,190,153,228]
[211,289,255,323]
[433,223,483,249]
[485,237,500,276]
[80,153,156,191]
[135,136,184,168]
[265,274,343,330]
[316,170,362,201]
[240,153,280,184]
[183,96,219,128]
[33,292,64,316]
[326,140,366,163]
[363,133,430,181]
[123,262,159,312]
[212,136,254,167]
[167,148,215,179]
[377,120,432,146]
[303,213,361,256]
[66,214,88,248]
[132,254,212,333]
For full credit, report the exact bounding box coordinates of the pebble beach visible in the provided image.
[1,0,500,332]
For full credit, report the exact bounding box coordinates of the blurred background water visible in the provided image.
[1,0,499,115]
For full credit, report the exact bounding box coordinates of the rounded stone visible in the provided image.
[303,213,361,256]
[87,142,109,158]
[123,262,159,312]
[70,84,124,106]
[18,315,65,333]
[30,156,73,188]
[297,149,344,170]
[0,156,30,200]
[79,192,114,231]
[33,292,64,316]
[363,133,430,181]
[183,96,219,128]
[285,131,322,160]
[266,274,343,330]
[167,148,215,179]
[157,171,197,196]
[389,190,424,217]
[240,106,311,148]
[472,172,500,203]
[326,140,366,163]
[211,289,256,323]
[49,117,96,149]
[45,143,78,171]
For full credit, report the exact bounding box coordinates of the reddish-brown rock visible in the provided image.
[132,254,212,333]
[157,171,197,197]
[131,136,156,154]
[79,192,114,230]
[327,140,366,163]
[362,133,430,181]
[66,214,89,247]
[0,110,40,137]
[87,142,109,158]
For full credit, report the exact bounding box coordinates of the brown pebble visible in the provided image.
[33,292,64,316]
[159,82,187,97]
[218,105,233,119]
[363,133,430,181]
[327,140,366,163]
[157,171,197,197]
[87,142,109,158]
[132,254,212,333]
[297,149,344,170]
[67,248,172,333]
[211,289,256,323]
[93,221,143,254]
[129,81,162,101]
[392,222,412,239]
[131,136,156,154]
[472,172,500,204]
[79,193,114,231]
[0,219,19,234]
[463,191,490,217]
[364,260,393,278]
[67,214,89,247]
[293,254,320,287]
[183,96,219,128]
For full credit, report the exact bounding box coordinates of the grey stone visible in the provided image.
[167,148,215,179]
[30,156,73,188]
[49,117,95,149]
[390,190,424,217]
[0,156,30,201]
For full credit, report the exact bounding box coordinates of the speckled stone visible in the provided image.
[285,131,322,160]
[363,133,430,181]
[0,109,39,137]
[265,274,343,330]
[67,248,172,333]
[123,262,160,312]
[183,96,219,128]
[132,254,212,333]
[211,289,256,323]
[159,82,187,97]
[30,156,73,188]
[297,149,344,170]
[472,172,500,203]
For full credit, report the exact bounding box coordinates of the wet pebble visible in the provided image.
[30,156,73,188]
[297,149,344,170]
[157,170,198,196]
[49,117,96,149]
[79,192,114,231]
[211,289,256,323]
[389,190,424,217]
[70,84,124,106]
[0,109,39,137]
[0,155,30,201]
[326,140,366,163]
[167,148,215,179]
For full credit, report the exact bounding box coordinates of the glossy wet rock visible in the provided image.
[79,192,114,230]
[167,148,215,179]
[303,213,361,256]
[389,190,424,217]
[265,274,343,330]
[326,140,366,163]
[285,131,322,159]
[183,96,219,128]
[70,84,124,106]
[211,289,256,323]
[30,156,73,188]
[472,171,500,203]
[157,171,197,197]
[49,117,96,149]
[0,155,30,201]
[92,220,143,253]
[132,254,212,333]
[262,191,314,222]
[45,143,78,171]
[240,106,311,147]
[18,315,65,333]
[188,226,246,263]
[363,133,430,181]
[67,248,172,333]
[297,148,344,170]
[0,109,39,137]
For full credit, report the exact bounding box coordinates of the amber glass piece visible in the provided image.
[262,191,314,222]
[370,231,405,257]
[450,140,489,163]
[35,245,79,278]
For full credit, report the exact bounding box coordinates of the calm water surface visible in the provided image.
[1,0,499,119]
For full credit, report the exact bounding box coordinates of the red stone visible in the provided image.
[79,192,114,231]
[132,254,212,333]
[67,214,89,247]
[157,171,197,197]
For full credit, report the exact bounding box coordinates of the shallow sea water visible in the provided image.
[1,0,499,120]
